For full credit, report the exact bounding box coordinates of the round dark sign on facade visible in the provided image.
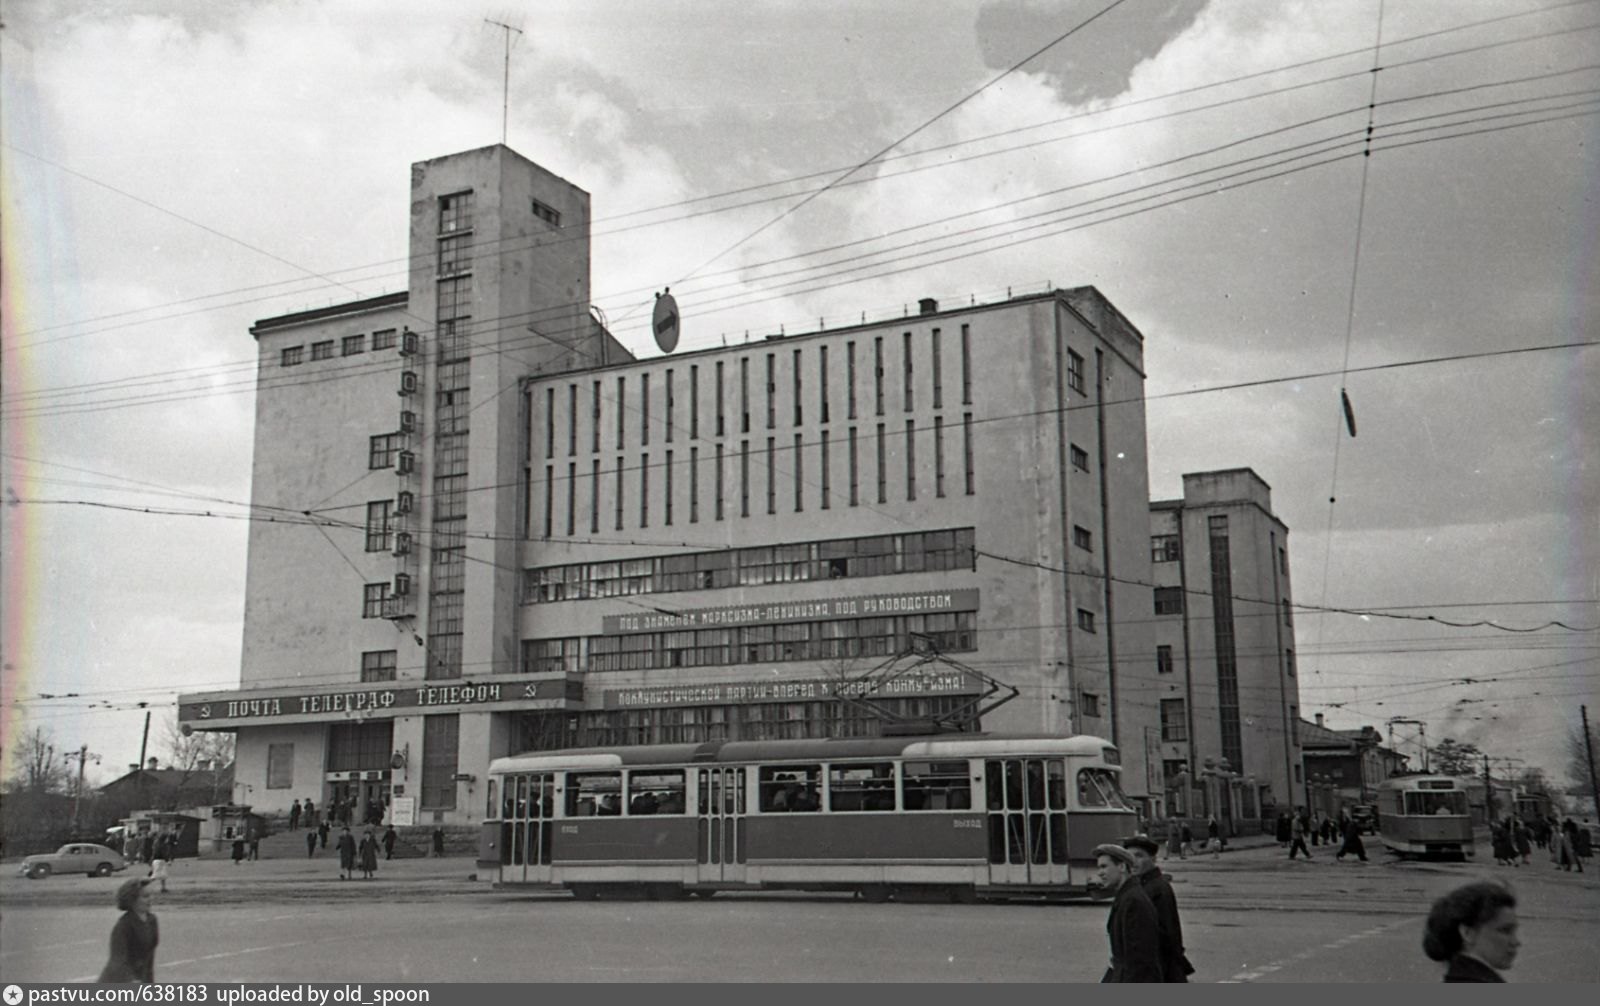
[652,289,680,353]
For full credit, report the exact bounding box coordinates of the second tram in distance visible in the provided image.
[1375,775,1476,859]
[480,733,1136,901]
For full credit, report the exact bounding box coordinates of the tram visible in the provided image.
[1375,775,1475,859]
[480,733,1136,901]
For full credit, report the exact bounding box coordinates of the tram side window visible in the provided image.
[1404,791,1467,816]
[567,772,623,817]
[1076,768,1133,810]
[759,765,821,811]
[902,761,971,810]
[627,770,686,815]
[829,763,895,812]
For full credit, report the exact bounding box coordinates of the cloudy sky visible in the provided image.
[2,0,1595,791]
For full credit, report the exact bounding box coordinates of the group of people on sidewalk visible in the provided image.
[1495,815,1589,872]
[1282,807,1369,862]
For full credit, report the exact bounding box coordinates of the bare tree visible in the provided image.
[159,710,236,807]
[3,725,74,794]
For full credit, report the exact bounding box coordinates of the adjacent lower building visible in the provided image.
[178,144,1301,831]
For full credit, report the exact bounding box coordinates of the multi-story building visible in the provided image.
[1148,469,1303,827]
[178,144,1164,828]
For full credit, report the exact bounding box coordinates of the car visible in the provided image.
[17,843,129,880]
[1349,805,1378,835]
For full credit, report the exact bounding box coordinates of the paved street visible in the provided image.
[3,840,1595,982]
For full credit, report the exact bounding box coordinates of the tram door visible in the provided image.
[504,773,554,884]
[696,767,746,885]
[985,759,1070,887]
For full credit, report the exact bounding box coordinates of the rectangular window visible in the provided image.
[793,349,803,426]
[903,331,914,411]
[1156,644,1174,675]
[1072,524,1092,551]
[545,388,556,458]
[848,427,859,506]
[280,345,304,367]
[1154,587,1184,615]
[568,385,578,456]
[960,324,972,404]
[665,369,674,443]
[592,381,602,453]
[819,345,830,424]
[759,765,822,813]
[640,453,650,527]
[715,444,725,520]
[905,419,916,501]
[543,465,554,539]
[266,743,294,790]
[931,329,943,408]
[847,341,858,420]
[766,437,776,514]
[1067,349,1085,394]
[690,446,699,523]
[1076,609,1096,633]
[1070,444,1089,472]
[371,329,397,351]
[901,760,972,811]
[437,232,472,275]
[875,423,887,503]
[1151,535,1181,562]
[641,373,651,446]
[1279,546,1288,576]
[1160,698,1187,742]
[1283,598,1294,628]
[690,365,699,440]
[716,361,726,437]
[828,763,895,812]
[616,377,626,449]
[740,358,750,433]
[873,337,884,416]
[361,650,398,683]
[439,191,473,234]
[740,441,749,517]
[362,583,389,619]
[342,334,365,356]
[420,714,460,809]
[615,456,625,531]
[1285,648,1296,677]
[531,197,561,226]
[765,354,775,429]
[566,462,576,536]
[1081,692,1100,718]
[793,433,804,513]
[665,450,674,526]
[365,500,392,552]
[311,340,334,361]
[820,431,831,510]
[368,433,400,470]
[934,417,945,497]
[591,459,600,534]
[963,413,975,495]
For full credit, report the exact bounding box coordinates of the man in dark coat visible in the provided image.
[1124,835,1195,982]
[382,825,398,860]
[1336,813,1369,862]
[336,826,357,880]
[1092,843,1162,983]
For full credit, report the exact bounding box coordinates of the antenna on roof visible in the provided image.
[484,17,525,145]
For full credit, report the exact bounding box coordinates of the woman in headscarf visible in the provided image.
[98,878,159,984]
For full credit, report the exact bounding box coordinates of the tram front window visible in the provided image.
[1076,768,1133,810]
[1404,791,1467,816]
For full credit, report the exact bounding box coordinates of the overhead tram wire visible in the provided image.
[9,84,1596,422]
[10,4,1596,354]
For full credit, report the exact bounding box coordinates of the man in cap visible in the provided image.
[1091,842,1162,982]
[1124,834,1195,982]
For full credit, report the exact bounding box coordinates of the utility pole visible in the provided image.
[1584,706,1599,823]
[484,18,524,145]
[1483,754,1495,823]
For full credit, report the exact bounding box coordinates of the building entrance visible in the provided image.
[327,773,393,827]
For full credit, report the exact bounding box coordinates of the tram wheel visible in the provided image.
[859,884,892,904]
[569,884,601,901]
[691,889,718,899]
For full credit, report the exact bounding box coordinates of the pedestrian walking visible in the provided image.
[1091,843,1162,982]
[336,826,357,880]
[247,831,260,862]
[1513,819,1532,866]
[1123,835,1195,982]
[1335,813,1368,862]
[318,819,330,850]
[358,829,379,880]
[305,829,317,858]
[289,799,302,831]
[1289,811,1311,860]
[1423,881,1518,982]
[1309,812,1322,847]
[1557,820,1584,872]
[382,825,397,861]
[304,798,316,830]
[1207,816,1221,859]
[1275,813,1292,846]
[98,878,159,984]
[230,837,245,865]
[148,833,172,892]
[432,827,446,858]
[1491,822,1515,866]
[1179,821,1193,860]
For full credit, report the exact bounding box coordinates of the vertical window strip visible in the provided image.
[616,377,626,449]
[543,465,554,539]
[934,416,945,498]
[740,441,749,517]
[615,456,625,531]
[740,358,750,433]
[820,430,831,510]
[961,324,972,405]
[874,337,884,416]
[567,384,577,456]
[545,388,555,458]
[765,353,775,429]
[847,342,857,420]
[665,369,674,443]
[932,329,943,409]
[690,446,700,523]
[640,452,650,527]
[566,462,576,536]
[819,345,829,423]
[716,443,726,520]
[903,331,913,411]
[716,361,725,437]
[641,373,651,446]
[793,433,804,512]
[592,381,601,453]
[590,458,600,533]
[793,349,803,426]
[906,419,916,500]
[690,365,699,440]
[766,436,776,514]
[876,423,886,503]
[963,412,975,495]
[848,427,859,506]
[665,449,674,525]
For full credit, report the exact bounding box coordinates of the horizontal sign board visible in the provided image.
[602,589,979,635]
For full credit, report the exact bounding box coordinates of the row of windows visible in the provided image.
[524,528,976,603]
[522,611,978,674]
[535,418,977,536]
[1152,643,1296,678]
[538,327,978,458]
[280,329,397,367]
